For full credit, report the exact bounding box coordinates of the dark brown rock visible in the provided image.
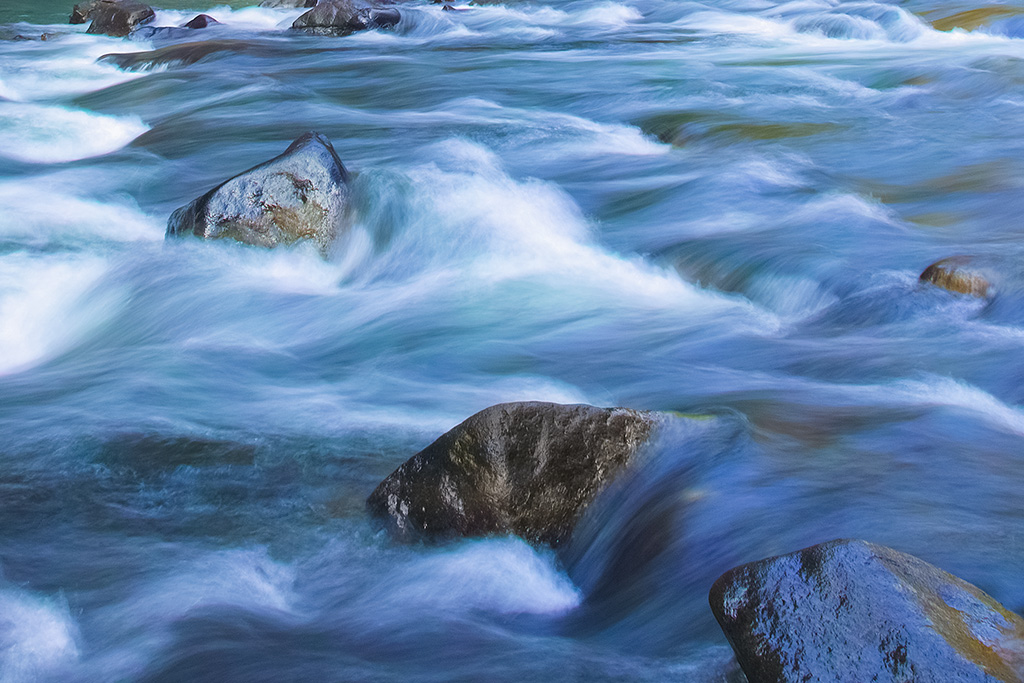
[69,0,102,24]
[291,0,400,35]
[181,14,220,29]
[166,131,351,252]
[100,40,278,71]
[366,402,657,547]
[84,0,155,37]
[710,539,1024,683]
[920,255,991,297]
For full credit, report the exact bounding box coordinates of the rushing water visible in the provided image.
[2,0,1024,680]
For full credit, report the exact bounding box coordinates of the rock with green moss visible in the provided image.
[166,131,351,253]
[710,539,1024,683]
[366,402,658,547]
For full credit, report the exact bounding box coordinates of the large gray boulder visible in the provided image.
[366,402,658,547]
[710,539,1024,683]
[166,131,351,252]
[292,0,401,36]
[78,0,155,36]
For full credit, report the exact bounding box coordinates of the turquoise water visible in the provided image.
[2,0,1024,680]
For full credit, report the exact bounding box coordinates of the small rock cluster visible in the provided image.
[70,0,401,38]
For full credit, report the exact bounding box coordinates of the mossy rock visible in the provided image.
[366,402,657,547]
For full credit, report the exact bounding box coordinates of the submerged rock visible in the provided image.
[920,255,992,298]
[101,40,279,71]
[260,0,318,6]
[291,0,401,35]
[82,0,155,37]
[366,402,657,547]
[710,539,1024,683]
[166,131,351,252]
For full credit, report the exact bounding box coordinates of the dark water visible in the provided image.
[2,0,1024,680]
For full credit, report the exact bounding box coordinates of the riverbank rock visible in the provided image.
[366,402,657,547]
[920,255,992,298]
[166,131,351,252]
[291,0,401,35]
[78,0,155,36]
[709,539,1024,683]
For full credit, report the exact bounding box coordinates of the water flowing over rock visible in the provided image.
[166,131,351,252]
[920,255,992,297]
[76,0,154,37]
[291,0,401,36]
[366,402,657,547]
[709,539,1024,683]
[261,0,318,7]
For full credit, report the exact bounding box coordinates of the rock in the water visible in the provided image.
[292,0,400,35]
[260,0,318,7]
[181,14,220,29]
[69,0,102,23]
[84,0,155,37]
[166,131,351,251]
[366,402,657,546]
[710,539,1024,683]
[921,255,992,297]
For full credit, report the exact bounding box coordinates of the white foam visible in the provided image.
[0,102,147,163]
[400,140,767,322]
[0,178,162,244]
[0,590,79,683]
[397,538,581,615]
[0,253,116,376]
[0,35,150,102]
[150,5,306,30]
[883,377,1024,437]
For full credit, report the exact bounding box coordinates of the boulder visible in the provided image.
[69,0,102,23]
[166,131,351,252]
[260,0,318,7]
[291,0,400,35]
[181,14,220,29]
[920,255,992,298]
[366,402,657,546]
[709,539,1024,683]
[83,0,155,37]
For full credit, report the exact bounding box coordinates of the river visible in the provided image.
[1,0,1023,680]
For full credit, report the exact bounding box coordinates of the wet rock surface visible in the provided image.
[292,0,400,36]
[166,131,351,252]
[100,40,282,71]
[366,402,657,547]
[181,14,220,29]
[80,0,155,37]
[710,539,1024,683]
[920,255,992,297]
[260,0,318,7]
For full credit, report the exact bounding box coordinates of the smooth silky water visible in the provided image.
[2,0,1024,679]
